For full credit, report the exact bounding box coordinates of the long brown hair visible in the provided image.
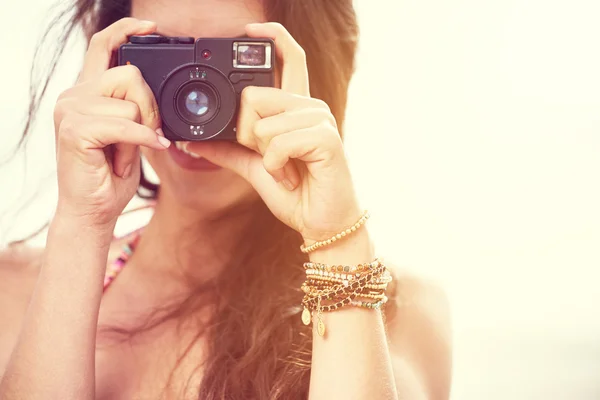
[17,0,365,398]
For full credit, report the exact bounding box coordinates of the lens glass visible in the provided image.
[237,44,266,66]
[185,89,209,116]
[175,81,219,125]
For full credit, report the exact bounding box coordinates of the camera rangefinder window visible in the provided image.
[238,45,265,65]
[233,42,272,69]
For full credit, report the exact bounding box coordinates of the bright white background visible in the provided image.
[1,1,599,399]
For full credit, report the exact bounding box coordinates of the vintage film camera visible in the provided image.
[119,35,275,141]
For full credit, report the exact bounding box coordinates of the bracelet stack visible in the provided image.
[301,259,392,336]
[299,211,391,337]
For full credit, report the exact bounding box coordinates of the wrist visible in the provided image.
[302,208,373,262]
[301,202,363,245]
[307,226,375,265]
[41,209,115,291]
[50,208,115,248]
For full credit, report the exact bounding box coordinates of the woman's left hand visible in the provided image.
[186,22,362,243]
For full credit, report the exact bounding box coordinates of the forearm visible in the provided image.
[307,228,398,400]
[0,214,113,399]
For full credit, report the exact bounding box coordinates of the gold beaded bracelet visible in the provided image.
[304,258,381,273]
[300,210,370,254]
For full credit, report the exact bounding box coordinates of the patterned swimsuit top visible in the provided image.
[103,228,142,292]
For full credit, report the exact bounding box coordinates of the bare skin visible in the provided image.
[0,1,452,399]
[0,243,451,399]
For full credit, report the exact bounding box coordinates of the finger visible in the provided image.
[113,144,140,178]
[184,140,284,192]
[58,114,170,155]
[186,140,293,209]
[262,124,343,183]
[236,86,326,150]
[252,108,335,187]
[185,140,285,199]
[54,96,141,133]
[185,141,258,182]
[53,95,148,177]
[113,122,168,177]
[95,65,161,130]
[245,22,310,96]
[253,107,337,146]
[80,18,157,82]
[265,158,301,189]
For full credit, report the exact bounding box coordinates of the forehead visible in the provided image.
[131,0,265,38]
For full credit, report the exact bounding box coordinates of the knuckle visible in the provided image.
[237,133,254,149]
[313,98,331,112]
[322,122,343,145]
[262,154,279,174]
[268,135,284,152]
[312,107,336,125]
[114,120,128,136]
[269,22,305,60]
[124,101,142,122]
[120,17,138,26]
[320,119,338,135]
[324,110,338,129]
[57,87,74,102]
[294,44,307,61]
[53,98,70,125]
[252,118,269,139]
[122,64,143,81]
[88,31,107,48]
[240,85,260,105]
[269,22,287,34]
[58,114,80,143]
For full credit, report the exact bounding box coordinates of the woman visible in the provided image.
[0,0,451,399]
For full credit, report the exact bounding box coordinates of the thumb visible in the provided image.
[185,141,260,181]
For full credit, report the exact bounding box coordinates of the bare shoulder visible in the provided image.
[0,244,45,371]
[0,237,126,366]
[385,264,452,400]
[0,244,44,308]
[0,237,126,318]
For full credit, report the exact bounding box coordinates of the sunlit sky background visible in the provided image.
[1,1,599,399]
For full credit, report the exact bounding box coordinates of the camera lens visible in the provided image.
[175,81,219,125]
[159,63,237,141]
[184,90,209,116]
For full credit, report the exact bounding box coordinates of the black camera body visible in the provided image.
[118,35,275,141]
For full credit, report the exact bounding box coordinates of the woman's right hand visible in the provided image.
[53,18,170,230]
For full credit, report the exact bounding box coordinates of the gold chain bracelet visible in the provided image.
[301,258,391,337]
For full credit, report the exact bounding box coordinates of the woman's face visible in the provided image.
[132,0,265,210]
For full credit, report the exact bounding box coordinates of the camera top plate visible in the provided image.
[130,35,194,45]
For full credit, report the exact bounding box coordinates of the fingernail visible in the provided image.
[156,128,165,137]
[140,20,156,27]
[157,136,171,148]
[122,164,133,179]
[282,179,295,191]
